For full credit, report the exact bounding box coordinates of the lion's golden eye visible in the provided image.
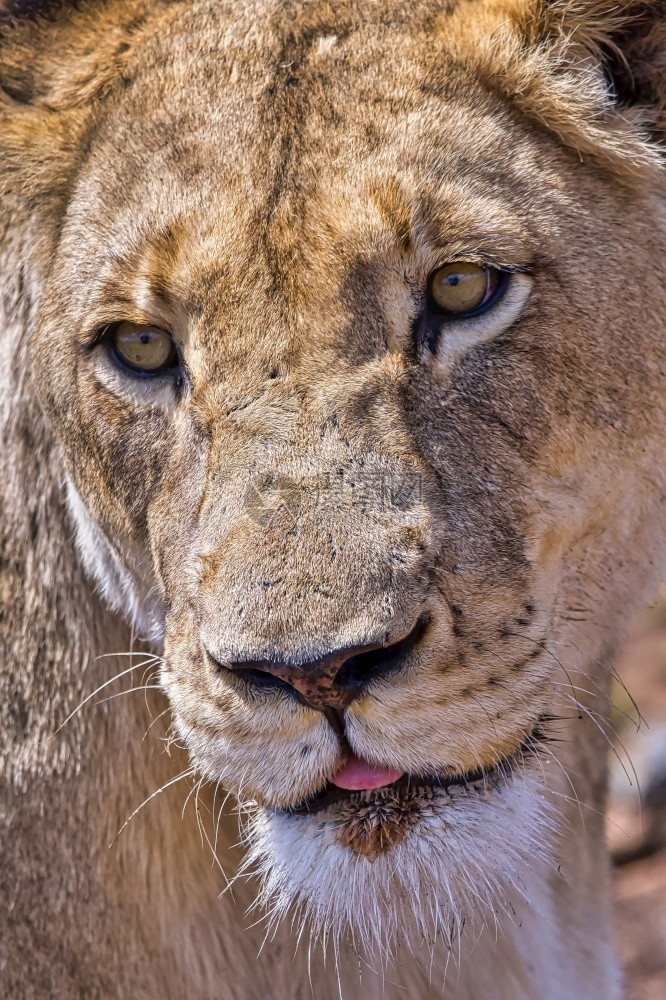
[111,322,177,374]
[429,263,501,316]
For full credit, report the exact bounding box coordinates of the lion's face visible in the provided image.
[21,0,666,952]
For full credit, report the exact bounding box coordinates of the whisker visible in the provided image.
[181,774,201,820]
[94,684,161,709]
[110,767,195,847]
[141,708,171,744]
[95,651,164,661]
[52,658,159,735]
[552,680,640,731]
[196,799,233,891]
[611,665,647,732]
[564,695,639,793]
[194,778,207,849]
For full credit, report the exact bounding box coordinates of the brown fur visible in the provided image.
[1,1,665,997]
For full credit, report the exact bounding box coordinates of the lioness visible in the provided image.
[1,1,665,997]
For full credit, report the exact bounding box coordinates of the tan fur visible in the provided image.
[1,1,665,997]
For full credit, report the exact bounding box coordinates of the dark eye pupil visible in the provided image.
[140,333,150,344]
[448,276,459,286]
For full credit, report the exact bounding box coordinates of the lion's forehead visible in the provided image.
[71,1,560,264]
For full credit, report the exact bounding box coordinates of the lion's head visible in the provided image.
[3,0,666,960]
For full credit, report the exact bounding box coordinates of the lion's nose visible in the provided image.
[218,615,429,712]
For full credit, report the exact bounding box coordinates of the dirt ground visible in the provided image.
[609,602,666,999]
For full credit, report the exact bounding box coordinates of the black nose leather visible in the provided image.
[222,615,429,712]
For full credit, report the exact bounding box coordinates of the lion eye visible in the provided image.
[111,322,178,374]
[429,263,502,316]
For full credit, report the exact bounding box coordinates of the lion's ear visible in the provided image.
[531,1,666,141]
[0,0,153,108]
[0,0,157,223]
[450,0,665,179]
[1,0,73,19]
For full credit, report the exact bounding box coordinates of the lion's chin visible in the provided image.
[271,738,541,859]
[240,766,555,960]
[277,768,507,860]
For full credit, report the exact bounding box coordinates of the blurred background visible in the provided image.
[608,586,666,1000]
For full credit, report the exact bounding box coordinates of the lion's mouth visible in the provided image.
[275,763,515,860]
[282,726,543,818]
[284,764,498,815]
[264,728,544,859]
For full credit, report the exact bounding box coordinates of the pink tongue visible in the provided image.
[331,754,404,791]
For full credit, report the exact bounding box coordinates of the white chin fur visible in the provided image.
[240,772,554,963]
